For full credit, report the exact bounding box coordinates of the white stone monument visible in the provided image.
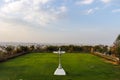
[53,48,66,75]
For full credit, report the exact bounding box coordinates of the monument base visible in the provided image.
[54,68,66,75]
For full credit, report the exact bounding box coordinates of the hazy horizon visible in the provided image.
[0,0,120,45]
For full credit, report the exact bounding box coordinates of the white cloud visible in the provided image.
[33,0,51,5]
[86,9,94,14]
[112,9,120,13]
[0,0,68,42]
[82,7,99,15]
[59,6,67,13]
[76,0,94,5]
[101,0,111,3]
[4,0,12,3]
[0,0,67,26]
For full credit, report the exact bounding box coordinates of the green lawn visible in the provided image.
[0,53,120,80]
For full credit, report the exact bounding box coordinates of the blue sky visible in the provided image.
[0,0,120,45]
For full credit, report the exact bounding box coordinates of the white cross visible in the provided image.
[53,48,65,69]
[53,48,66,75]
[53,48,65,54]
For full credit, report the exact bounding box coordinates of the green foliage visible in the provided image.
[29,45,35,52]
[114,34,120,59]
[116,46,120,58]
[61,45,92,53]
[46,46,59,52]
[33,45,92,53]
[0,53,120,80]
[116,34,120,42]
[5,46,14,55]
[19,46,29,53]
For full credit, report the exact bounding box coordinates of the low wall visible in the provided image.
[93,52,119,63]
[0,52,28,62]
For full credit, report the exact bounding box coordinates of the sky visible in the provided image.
[0,0,120,45]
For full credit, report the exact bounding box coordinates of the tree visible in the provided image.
[114,34,120,63]
[5,46,14,55]
[19,46,29,53]
[93,45,104,53]
[29,45,35,52]
[46,46,58,52]
[0,51,3,60]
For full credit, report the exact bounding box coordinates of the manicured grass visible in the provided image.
[0,53,120,80]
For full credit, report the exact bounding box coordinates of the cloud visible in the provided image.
[81,7,99,15]
[0,0,67,26]
[86,9,94,14]
[101,0,111,3]
[4,0,12,3]
[59,6,67,13]
[0,0,68,42]
[112,9,120,13]
[76,0,94,5]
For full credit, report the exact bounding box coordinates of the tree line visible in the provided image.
[0,44,109,61]
[0,34,120,63]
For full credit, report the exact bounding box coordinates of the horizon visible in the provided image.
[0,41,113,46]
[0,0,120,45]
